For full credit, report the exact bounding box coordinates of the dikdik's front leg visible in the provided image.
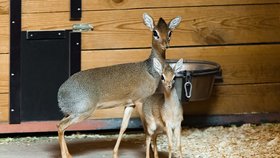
[166,126,173,158]
[113,105,135,158]
[174,126,183,158]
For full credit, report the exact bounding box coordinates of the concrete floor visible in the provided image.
[0,132,168,158]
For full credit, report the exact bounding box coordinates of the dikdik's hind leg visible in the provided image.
[113,106,134,158]
[152,133,159,158]
[57,112,92,158]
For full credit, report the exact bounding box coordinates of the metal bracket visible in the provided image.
[26,30,66,40]
[70,32,81,75]
[10,0,22,124]
[70,0,82,20]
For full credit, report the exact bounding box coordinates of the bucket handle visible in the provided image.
[184,71,192,99]
[184,81,192,99]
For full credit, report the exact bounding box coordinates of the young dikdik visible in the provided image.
[142,59,184,158]
[57,13,181,158]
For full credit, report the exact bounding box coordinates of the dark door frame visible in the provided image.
[9,0,81,124]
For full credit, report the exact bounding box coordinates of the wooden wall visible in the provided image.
[0,0,9,122]
[1,0,280,122]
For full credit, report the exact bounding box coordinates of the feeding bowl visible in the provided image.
[167,59,222,102]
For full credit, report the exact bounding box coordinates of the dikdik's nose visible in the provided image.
[167,85,172,89]
[161,41,169,50]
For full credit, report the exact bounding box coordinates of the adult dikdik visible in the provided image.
[57,13,181,158]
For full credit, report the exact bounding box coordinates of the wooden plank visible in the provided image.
[0,91,139,121]
[0,118,142,133]
[184,83,280,115]
[82,49,150,69]
[0,14,9,53]
[18,0,280,13]
[81,44,280,85]
[2,44,280,100]
[1,83,279,122]
[0,53,9,93]
[19,4,280,50]
[0,93,8,122]
[1,113,280,133]
[91,106,139,119]
[167,44,280,85]
[87,83,280,118]
[0,0,8,14]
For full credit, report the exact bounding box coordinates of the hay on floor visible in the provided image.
[156,124,280,158]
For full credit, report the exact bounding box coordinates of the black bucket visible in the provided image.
[167,60,222,102]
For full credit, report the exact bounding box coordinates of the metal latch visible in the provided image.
[72,24,94,32]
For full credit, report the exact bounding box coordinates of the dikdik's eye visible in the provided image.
[161,75,165,81]
[153,30,159,39]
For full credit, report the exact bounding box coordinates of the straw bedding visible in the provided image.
[157,124,280,158]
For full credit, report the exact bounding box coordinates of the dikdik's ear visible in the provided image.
[143,13,155,31]
[173,58,184,73]
[153,58,162,75]
[168,16,181,31]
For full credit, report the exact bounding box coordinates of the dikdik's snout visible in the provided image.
[161,41,169,50]
[165,81,173,90]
